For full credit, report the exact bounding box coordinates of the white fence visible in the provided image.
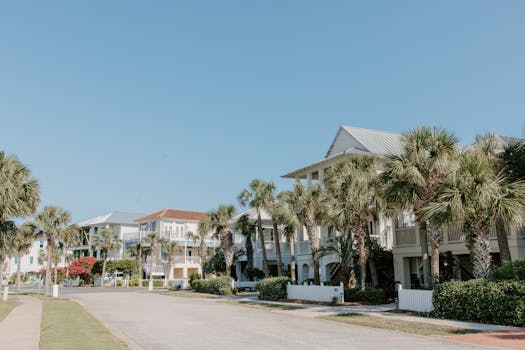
[398,287,434,312]
[287,282,344,303]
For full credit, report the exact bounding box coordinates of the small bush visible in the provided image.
[189,272,201,286]
[257,277,290,301]
[433,279,525,326]
[142,280,164,288]
[344,288,385,304]
[168,285,180,291]
[245,267,265,280]
[493,258,525,281]
[116,280,124,287]
[192,276,234,295]
[129,274,141,287]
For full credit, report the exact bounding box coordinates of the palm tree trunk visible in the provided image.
[289,235,296,283]
[418,221,431,288]
[357,229,367,291]
[272,220,282,276]
[429,225,442,287]
[45,240,52,295]
[54,262,58,284]
[256,210,268,275]
[472,229,492,279]
[0,258,4,288]
[305,220,320,285]
[495,218,511,264]
[246,232,254,271]
[16,251,22,289]
[101,259,107,288]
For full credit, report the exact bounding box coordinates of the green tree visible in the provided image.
[234,214,254,273]
[239,179,270,275]
[272,198,299,283]
[35,206,73,295]
[162,240,179,285]
[187,221,211,278]
[207,205,236,277]
[324,155,382,290]
[143,232,163,283]
[381,126,458,287]
[12,222,37,288]
[422,143,525,278]
[93,228,122,287]
[280,183,325,285]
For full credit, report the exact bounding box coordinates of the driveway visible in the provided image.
[68,291,493,350]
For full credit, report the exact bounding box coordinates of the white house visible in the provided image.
[3,235,47,278]
[134,208,219,280]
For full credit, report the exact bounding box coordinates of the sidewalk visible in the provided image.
[0,295,42,350]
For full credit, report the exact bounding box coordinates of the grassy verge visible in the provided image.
[0,296,20,321]
[40,297,128,350]
[321,313,478,336]
[162,291,217,299]
[227,300,306,311]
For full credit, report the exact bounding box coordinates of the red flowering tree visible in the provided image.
[69,256,97,279]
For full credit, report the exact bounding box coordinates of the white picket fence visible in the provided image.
[398,287,434,312]
[286,282,345,303]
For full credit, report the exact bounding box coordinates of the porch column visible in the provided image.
[318,168,324,187]
[236,263,242,281]
[183,267,188,279]
[306,172,312,189]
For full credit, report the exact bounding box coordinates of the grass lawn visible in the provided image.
[0,296,19,321]
[229,300,306,311]
[40,298,128,350]
[321,313,478,336]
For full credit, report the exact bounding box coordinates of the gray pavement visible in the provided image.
[0,295,42,350]
[68,291,496,350]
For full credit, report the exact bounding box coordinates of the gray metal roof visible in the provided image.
[76,211,146,227]
[340,125,403,156]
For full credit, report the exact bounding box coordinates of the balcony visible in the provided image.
[446,221,465,242]
[299,241,311,254]
[172,256,201,265]
[395,227,417,246]
[122,232,140,241]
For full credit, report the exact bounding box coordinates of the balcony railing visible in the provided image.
[446,221,465,242]
[299,241,311,254]
[172,256,201,264]
[395,227,417,246]
[122,232,140,241]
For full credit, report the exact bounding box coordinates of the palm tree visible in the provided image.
[93,228,122,287]
[0,152,39,284]
[261,181,284,276]
[13,222,37,288]
[272,198,299,283]
[280,182,325,285]
[187,221,211,278]
[127,242,142,277]
[143,232,164,284]
[35,206,73,295]
[162,240,179,285]
[207,205,236,277]
[0,221,15,286]
[239,179,270,275]
[234,214,254,274]
[381,126,458,287]
[422,146,525,278]
[324,155,382,290]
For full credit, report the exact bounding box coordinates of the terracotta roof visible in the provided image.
[135,208,207,222]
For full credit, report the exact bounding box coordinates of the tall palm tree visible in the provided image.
[187,221,211,278]
[207,205,236,277]
[239,179,270,275]
[35,206,73,295]
[261,181,284,276]
[381,126,458,287]
[0,152,39,284]
[0,221,15,285]
[272,198,299,283]
[422,146,525,278]
[127,242,143,277]
[143,232,164,284]
[93,228,122,287]
[324,155,382,290]
[234,214,254,273]
[13,222,37,289]
[280,182,325,285]
[162,240,179,285]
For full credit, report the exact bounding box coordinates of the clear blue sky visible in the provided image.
[1,1,524,222]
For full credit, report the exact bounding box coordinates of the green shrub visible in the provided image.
[433,279,525,326]
[142,279,164,288]
[257,277,290,301]
[344,288,385,304]
[192,276,234,295]
[245,267,265,280]
[189,272,201,286]
[129,274,141,287]
[168,285,180,291]
[493,258,525,281]
[116,280,124,287]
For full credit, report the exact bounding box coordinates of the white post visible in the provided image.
[340,281,344,303]
[306,172,312,189]
[148,279,153,291]
[52,284,59,298]
[2,286,8,302]
[319,168,324,186]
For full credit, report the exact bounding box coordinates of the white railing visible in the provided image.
[446,221,465,242]
[287,282,344,303]
[122,232,140,241]
[299,241,311,254]
[172,256,201,264]
[398,287,433,312]
[395,227,417,246]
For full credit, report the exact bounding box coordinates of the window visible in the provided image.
[150,221,156,232]
[39,240,44,248]
[397,213,415,229]
[188,251,192,256]
[30,256,34,264]
[14,256,18,264]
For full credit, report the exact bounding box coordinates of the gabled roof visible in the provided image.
[76,212,145,227]
[326,125,403,158]
[233,208,272,222]
[136,208,207,222]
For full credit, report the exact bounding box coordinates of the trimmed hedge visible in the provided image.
[344,288,385,304]
[142,279,165,288]
[256,277,290,301]
[191,276,234,295]
[433,279,525,326]
[493,258,525,281]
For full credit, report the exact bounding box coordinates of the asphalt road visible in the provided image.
[66,291,493,350]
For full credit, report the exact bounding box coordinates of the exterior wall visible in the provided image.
[326,129,365,157]
[4,240,46,276]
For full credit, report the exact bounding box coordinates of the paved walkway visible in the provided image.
[448,330,525,350]
[0,295,42,350]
